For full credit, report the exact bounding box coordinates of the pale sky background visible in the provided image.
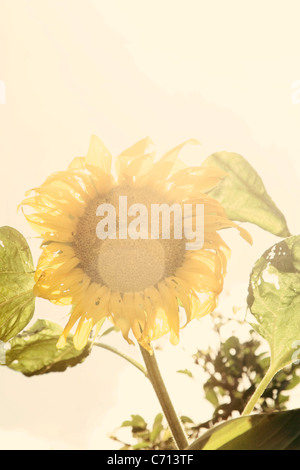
[0,0,300,450]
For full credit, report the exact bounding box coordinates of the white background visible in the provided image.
[0,0,300,449]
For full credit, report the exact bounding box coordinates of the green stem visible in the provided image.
[93,341,148,377]
[140,345,189,450]
[242,365,275,416]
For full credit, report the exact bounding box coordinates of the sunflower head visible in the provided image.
[21,136,251,351]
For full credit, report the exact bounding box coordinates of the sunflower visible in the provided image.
[21,136,251,351]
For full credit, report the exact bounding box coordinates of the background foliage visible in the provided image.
[109,314,300,450]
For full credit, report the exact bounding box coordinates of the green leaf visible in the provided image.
[121,415,147,432]
[180,415,194,424]
[204,386,219,408]
[132,441,152,450]
[285,374,300,390]
[248,236,300,373]
[5,319,91,376]
[189,409,300,450]
[0,226,35,341]
[176,368,194,378]
[202,152,290,237]
[150,413,164,443]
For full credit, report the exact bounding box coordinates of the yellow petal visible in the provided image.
[115,137,155,181]
[73,317,94,350]
[56,305,83,349]
[45,172,90,201]
[91,318,106,344]
[86,135,112,174]
[56,335,67,349]
[169,166,227,192]
[157,281,180,341]
[123,292,142,340]
[149,139,201,182]
[166,277,200,324]
[68,156,86,170]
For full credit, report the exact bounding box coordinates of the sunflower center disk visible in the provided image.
[74,185,185,293]
[97,239,165,292]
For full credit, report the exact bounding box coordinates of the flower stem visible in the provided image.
[139,345,189,450]
[242,365,275,416]
[93,341,148,377]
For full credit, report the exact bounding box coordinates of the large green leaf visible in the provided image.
[0,226,35,341]
[202,152,290,237]
[248,236,300,374]
[188,409,300,450]
[5,319,91,376]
